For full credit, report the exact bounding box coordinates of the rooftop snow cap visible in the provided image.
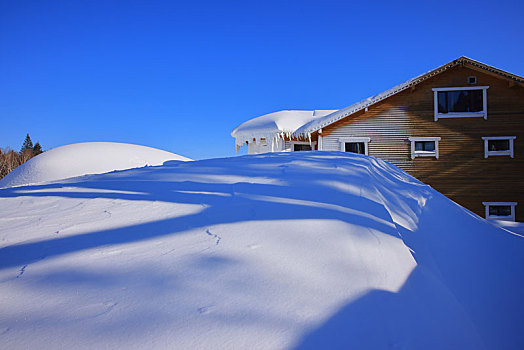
[231,110,337,150]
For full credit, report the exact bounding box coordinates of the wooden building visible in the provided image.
[232,57,524,221]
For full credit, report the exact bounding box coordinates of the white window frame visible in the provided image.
[339,137,371,155]
[482,136,516,158]
[290,141,316,152]
[433,86,489,121]
[482,202,517,221]
[408,137,441,159]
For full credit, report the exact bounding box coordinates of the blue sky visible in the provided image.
[1,0,523,160]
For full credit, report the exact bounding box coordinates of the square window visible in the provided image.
[339,137,370,155]
[409,137,441,159]
[345,142,366,154]
[482,136,516,158]
[483,202,517,221]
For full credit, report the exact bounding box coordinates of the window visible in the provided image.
[483,202,517,221]
[408,137,441,159]
[433,86,489,121]
[345,142,365,154]
[291,141,316,152]
[339,137,370,155]
[294,144,312,152]
[482,136,516,158]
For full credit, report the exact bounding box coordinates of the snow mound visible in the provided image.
[0,142,191,188]
[0,152,522,349]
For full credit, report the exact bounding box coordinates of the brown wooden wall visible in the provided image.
[321,64,524,221]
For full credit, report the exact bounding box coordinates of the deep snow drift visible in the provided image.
[0,152,522,349]
[0,142,191,188]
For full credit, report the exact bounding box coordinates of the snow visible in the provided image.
[493,220,524,236]
[0,152,523,349]
[231,110,337,149]
[0,142,191,188]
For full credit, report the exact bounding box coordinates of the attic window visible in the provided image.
[433,86,488,121]
[468,76,477,84]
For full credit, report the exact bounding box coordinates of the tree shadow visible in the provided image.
[0,152,405,270]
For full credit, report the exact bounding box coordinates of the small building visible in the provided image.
[231,56,524,221]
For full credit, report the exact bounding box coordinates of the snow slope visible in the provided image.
[0,152,522,349]
[0,142,191,188]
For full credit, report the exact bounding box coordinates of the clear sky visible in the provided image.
[1,0,523,160]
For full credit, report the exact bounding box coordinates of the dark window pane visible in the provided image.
[415,141,435,152]
[437,90,483,114]
[489,205,511,217]
[438,92,448,113]
[488,140,510,151]
[294,144,312,151]
[345,142,365,154]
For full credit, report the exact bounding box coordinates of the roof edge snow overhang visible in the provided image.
[293,56,524,137]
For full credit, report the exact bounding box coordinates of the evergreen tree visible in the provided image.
[21,134,34,153]
[33,142,43,156]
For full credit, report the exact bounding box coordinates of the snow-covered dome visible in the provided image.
[0,142,191,188]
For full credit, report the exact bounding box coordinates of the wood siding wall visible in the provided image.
[321,65,524,221]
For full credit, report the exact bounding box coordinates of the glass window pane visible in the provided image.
[415,141,435,152]
[470,90,483,112]
[440,89,483,113]
[345,142,365,154]
[438,92,448,113]
[294,144,312,151]
[424,141,435,151]
[488,139,510,151]
[489,205,511,216]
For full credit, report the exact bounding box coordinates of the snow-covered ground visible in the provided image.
[0,152,523,349]
[0,142,191,188]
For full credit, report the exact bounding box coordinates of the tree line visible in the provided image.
[0,134,43,180]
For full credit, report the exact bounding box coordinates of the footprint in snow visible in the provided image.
[198,306,213,314]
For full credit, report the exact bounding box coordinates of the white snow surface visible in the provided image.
[0,152,523,349]
[231,110,337,147]
[0,142,191,188]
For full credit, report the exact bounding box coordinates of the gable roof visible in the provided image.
[294,56,524,136]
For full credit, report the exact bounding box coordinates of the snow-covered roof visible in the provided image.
[295,56,524,136]
[231,109,337,146]
[231,57,524,145]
